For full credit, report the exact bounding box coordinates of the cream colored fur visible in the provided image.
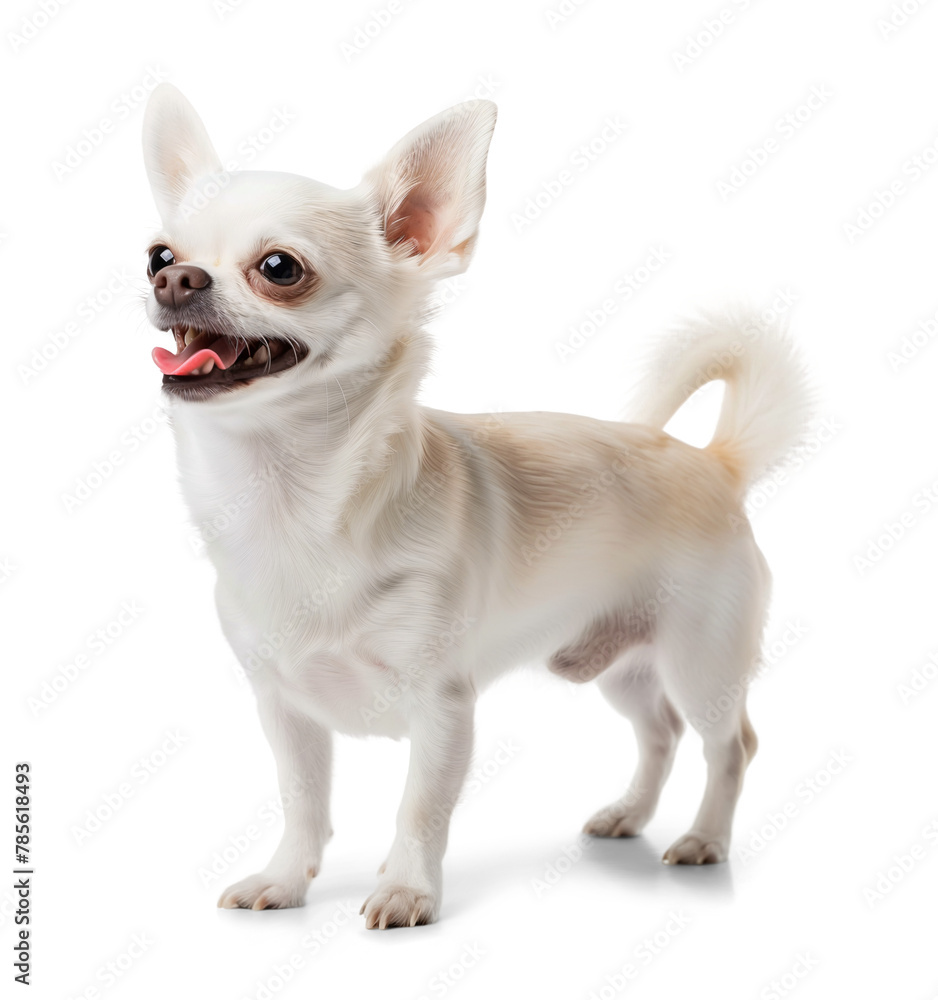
[142,84,812,928]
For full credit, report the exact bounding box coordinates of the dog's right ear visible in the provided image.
[142,84,222,223]
[366,101,497,277]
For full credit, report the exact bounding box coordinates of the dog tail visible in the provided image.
[628,309,814,489]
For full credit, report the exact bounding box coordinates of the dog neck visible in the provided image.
[168,332,431,549]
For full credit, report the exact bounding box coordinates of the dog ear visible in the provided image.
[366,101,497,276]
[142,84,222,222]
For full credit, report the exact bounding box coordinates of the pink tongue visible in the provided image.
[152,331,242,375]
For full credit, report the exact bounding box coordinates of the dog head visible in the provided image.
[142,84,496,406]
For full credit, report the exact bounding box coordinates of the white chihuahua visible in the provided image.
[142,84,811,928]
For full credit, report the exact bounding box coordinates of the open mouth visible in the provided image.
[152,325,308,398]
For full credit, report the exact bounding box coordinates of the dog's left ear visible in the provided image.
[142,83,222,223]
[366,101,497,276]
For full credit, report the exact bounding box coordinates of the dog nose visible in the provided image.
[153,264,212,308]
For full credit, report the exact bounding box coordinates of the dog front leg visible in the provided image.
[361,680,475,928]
[218,684,332,910]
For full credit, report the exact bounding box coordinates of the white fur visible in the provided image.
[142,85,813,927]
[628,310,814,484]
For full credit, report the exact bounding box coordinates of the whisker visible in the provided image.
[333,375,352,443]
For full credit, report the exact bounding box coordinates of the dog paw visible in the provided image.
[360,883,438,929]
[662,833,728,865]
[583,802,651,838]
[217,870,313,910]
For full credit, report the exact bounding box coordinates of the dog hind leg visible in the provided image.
[584,648,685,837]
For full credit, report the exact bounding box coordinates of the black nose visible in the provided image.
[153,264,212,308]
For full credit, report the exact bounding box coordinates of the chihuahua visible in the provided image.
[141,84,811,928]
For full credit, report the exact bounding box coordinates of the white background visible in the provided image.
[4,0,938,997]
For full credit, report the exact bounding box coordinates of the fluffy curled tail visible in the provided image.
[629,310,814,488]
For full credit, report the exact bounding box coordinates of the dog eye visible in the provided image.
[259,252,302,286]
[148,245,175,275]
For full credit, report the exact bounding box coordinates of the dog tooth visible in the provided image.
[200,359,215,375]
[253,345,269,365]
[184,326,198,346]
[241,356,255,367]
